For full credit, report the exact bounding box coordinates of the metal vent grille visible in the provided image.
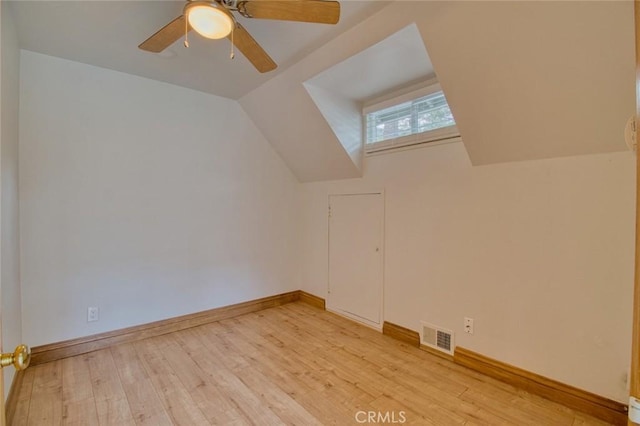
[420,322,454,356]
[436,330,451,351]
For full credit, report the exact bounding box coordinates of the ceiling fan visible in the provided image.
[139,0,341,73]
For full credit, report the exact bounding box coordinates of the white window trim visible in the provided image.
[363,80,460,154]
[365,125,460,154]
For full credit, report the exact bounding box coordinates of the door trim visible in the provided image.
[630,3,640,424]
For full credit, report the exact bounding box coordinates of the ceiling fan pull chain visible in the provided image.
[230,27,235,59]
[184,16,190,48]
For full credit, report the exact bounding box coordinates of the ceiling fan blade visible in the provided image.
[239,0,340,25]
[139,15,190,53]
[230,23,277,73]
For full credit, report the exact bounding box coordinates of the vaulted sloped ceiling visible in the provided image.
[420,1,635,166]
[303,23,436,176]
[240,1,635,182]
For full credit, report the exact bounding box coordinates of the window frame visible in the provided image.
[363,82,460,154]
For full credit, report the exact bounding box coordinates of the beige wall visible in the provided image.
[299,141,635,402]
[1,1,23,396]
[18,51,300,347]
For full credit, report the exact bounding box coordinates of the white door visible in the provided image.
[328,193,383,328]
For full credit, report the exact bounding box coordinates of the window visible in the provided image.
[364,83,459,153]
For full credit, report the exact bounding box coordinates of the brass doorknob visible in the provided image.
[0,344,31,371]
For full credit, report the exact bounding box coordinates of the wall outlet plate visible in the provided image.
[464,317,474,334]
[88,306,99,322]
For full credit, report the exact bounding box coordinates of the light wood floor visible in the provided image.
[11,302,611,425]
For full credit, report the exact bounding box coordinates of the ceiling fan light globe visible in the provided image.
[185,3,233,40]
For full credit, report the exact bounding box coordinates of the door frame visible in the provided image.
[0,1,6,424]
[630,2,640,424]
[327,191,385,330]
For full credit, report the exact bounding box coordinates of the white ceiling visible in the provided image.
[7,1,637,183]
[8,0,389,100]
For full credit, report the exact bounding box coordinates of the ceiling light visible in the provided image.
[184,2,234,40]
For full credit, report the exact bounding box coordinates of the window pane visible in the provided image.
[366,101,413,143]
[365,90,456,145]
[414,92,455,133]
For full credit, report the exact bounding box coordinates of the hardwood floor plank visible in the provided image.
[257,308,486,424]
[168,327,285,426]
[85,349,135,426]
[247,312,386,403]
[174,326,320,425]
[573,413,614,426]
[61,355,99,425]
[367,393,437,425]
[109,343,173,425]
[459,386,576,426]
[206,320,325,395]
[11,367,35,426]
[198,319,359,424]
[152,332,248,425]
[26,362,63,425]
[233,369,321,425]
[198,315,322,425]
[15,302,614,425]
[132,338,211,425]
[228,311,470,424]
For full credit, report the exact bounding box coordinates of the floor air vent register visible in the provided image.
[420,322,455,356]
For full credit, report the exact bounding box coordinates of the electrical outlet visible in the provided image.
[464,317,474,334]
[87,307,99,322]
